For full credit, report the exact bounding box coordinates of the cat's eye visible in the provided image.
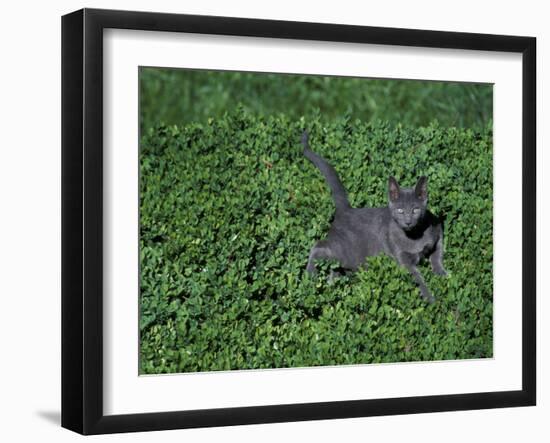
[413,208,420,214]
[397,208,404,213]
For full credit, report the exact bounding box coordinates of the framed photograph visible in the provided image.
[61,8,536,435]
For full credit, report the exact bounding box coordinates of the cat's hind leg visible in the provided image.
[306,241,335,275]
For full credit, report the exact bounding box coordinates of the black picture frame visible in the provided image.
[61,8,536,435]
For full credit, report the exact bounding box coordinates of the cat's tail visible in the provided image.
[302,130,351,211]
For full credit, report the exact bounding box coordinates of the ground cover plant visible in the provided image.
[139,109,493,374]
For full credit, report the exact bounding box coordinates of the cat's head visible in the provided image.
[388,176,428,231]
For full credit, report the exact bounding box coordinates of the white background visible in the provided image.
[0,0,547,441]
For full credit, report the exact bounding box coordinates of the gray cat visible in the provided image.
[302,130,447,303]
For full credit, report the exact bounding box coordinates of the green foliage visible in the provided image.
[140,68,492,131]
[139,110,493,374]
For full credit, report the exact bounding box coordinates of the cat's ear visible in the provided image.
[388,176,400,202]
[415,176,428,201]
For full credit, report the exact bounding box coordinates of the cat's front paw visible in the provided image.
[424,295,436,304]
[420,289,436,304]
[432,266,448,277]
